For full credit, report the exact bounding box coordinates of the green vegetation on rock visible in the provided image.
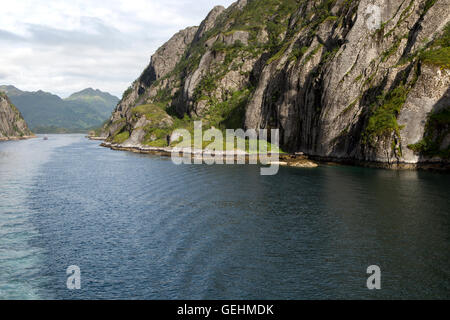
[113,131,130,144]
[363,85,408,146]
[133,104,192,147]
[132,104,169,121]
[204,89,252,130]
[421,47,450,69]
[420,22,450,69]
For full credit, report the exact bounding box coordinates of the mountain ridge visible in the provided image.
[0,85,119,133]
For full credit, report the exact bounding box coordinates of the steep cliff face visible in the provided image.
[0,92,34,140]
[103,0,449,166]
[103,26,199,144]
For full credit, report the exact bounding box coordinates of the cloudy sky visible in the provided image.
[0,0,236,98]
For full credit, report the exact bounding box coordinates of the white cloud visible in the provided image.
[0,0,236,97]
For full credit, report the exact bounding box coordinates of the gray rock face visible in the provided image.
[0,93,33,140]
[244,0,450,164]
[102,26,198,137]
[399,66,450,163]
[152,26,199,81]
[194,5,226,42]
[104,0,449,166]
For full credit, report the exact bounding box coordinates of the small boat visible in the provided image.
[43,136,48,140]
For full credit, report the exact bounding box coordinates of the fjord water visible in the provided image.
[0,135,449,299]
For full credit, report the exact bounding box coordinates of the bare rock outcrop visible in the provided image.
[102,26,198,137]
[0,93,34,140]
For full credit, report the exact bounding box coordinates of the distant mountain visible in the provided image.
[66,88,119,120]
[0,85,119,133]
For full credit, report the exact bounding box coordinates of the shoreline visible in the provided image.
[308,155,450,172]
[91,137,449,172]
[0,135,37,142]
[87,136,106,141]
[98,140,318,168]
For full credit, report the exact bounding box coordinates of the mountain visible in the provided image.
[0,85,119,133]
[102,0,449,168]
[0,92,34,140]
[66,88,120,120]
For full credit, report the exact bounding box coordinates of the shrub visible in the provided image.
[113,131,130,144]
[363,85,408,145]
[420,22,450,69]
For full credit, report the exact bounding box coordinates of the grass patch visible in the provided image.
[341,97,360,115]
[363,85,408,146]
[423,0,437,15]
[354,74,363,83]
[421,47,450,69]
[381,36,405,62]
[266,40,292,65]
[420,22,450,69]
[289,46,309,62]
[301,44,323,66]
[122,86,132,100]
[113,131,130,144]
[204,89,252,130]
[132,104,170,122]
[174,132,285,154]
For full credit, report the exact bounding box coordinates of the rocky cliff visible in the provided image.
[103,0,449,167]
[0,92,34,140]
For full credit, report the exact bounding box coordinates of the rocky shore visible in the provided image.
[87,136,107,141]
[307,155,450,171]
[96,138,449,171]
[0,135,36,142]
[99,140,319,168]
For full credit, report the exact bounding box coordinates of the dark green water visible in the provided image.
[0,134,449,299]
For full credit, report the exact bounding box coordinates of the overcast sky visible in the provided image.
[0,0,236,98]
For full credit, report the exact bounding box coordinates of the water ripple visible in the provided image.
[1,135,449,299]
